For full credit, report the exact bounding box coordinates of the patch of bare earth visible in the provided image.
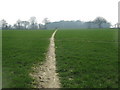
[30,30,61,88]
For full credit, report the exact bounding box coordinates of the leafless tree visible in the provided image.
[21,21,29,29]
[16,19,22,29]
[0,19,8,30]
[42,18,50,29]
[93,17,107,28]
[29,17,37,29]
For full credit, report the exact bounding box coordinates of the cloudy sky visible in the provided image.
[0,0,119,25]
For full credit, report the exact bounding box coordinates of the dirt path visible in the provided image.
[30,30,61,88]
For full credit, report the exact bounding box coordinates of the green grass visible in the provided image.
[2,30,54,88]
[55,29,118,88]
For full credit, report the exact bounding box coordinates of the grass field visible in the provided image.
[55,29,118,88]
[2,30,54,88]
[2,29,118,88]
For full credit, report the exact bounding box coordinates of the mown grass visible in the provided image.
[55,29,118,88]
[2,30,54,88]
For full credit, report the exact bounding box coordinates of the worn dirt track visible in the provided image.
[30,30,61,88]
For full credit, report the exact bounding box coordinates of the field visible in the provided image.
[55,29,118,88]
[2,29,118,88]
[2,30,54,88]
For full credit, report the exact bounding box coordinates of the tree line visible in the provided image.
[0,16,111,30]
[0,17,50,30]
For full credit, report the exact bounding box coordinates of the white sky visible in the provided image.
[0,0,119,25]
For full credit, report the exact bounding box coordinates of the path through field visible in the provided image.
[30,30,61,88]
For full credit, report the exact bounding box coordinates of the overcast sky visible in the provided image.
[0,0,119,25]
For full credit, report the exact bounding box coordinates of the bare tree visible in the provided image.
[16,19,22,29]
[42,18,50,29]
[21,21,29,29]
[0,19,8,30]
[93,17,107,28]
[29,17,37,29]
[38,24,42,29]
